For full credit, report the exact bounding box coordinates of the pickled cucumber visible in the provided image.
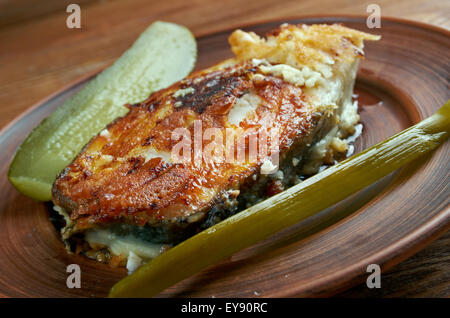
[109,101,450,298]
[8,21,197,201]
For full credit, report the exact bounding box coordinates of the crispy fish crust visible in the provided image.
[53,24,379,246]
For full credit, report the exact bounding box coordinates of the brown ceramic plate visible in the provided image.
[0,16,448,297]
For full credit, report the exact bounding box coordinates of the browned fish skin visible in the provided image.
[52,24,379,251]
[53,60,322,239]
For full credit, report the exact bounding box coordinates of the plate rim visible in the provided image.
[3,14,449,137]
[0,15,449,297]
[3,15,449,144]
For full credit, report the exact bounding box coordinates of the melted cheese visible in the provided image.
[85,228,169,260]
[173,87,195,98]
[126,251,143,274]
[259,64,322,87]
[141,147,173,163]
[260,159,277,174]
[228,93,261,126]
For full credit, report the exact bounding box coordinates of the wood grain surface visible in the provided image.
[0,0,449,297]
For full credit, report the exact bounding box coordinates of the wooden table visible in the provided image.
[0,0,448,297]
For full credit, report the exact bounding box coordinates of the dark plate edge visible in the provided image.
[0,15,448,298]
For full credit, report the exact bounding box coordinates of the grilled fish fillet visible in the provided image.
[52,24,379,265]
